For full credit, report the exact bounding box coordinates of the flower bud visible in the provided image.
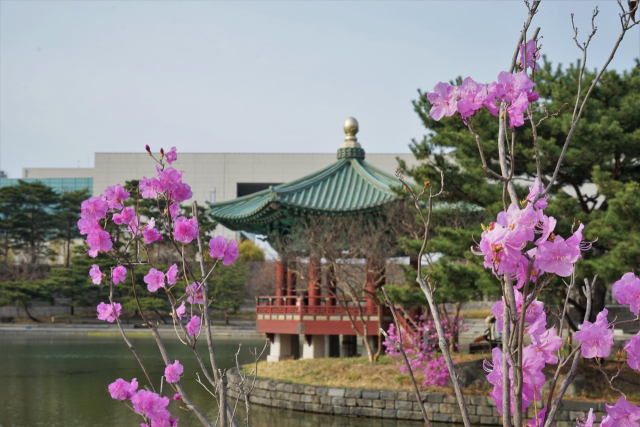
[145,145,151,154]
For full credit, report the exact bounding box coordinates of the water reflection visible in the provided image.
[0,334,462,427]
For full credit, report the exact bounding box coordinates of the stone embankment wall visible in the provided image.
[227,370,607,426]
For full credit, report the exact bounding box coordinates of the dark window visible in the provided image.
[237,183,282,198]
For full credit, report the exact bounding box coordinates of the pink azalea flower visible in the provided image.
[526,406,546,427]
[108,378,138,401]
[497,71,536,103]
[140,176,161,199]
[515,252,539,289]
[497,203,537,242]
[482,82,503,116]
[104,184,130,210]
[612,272,640,316]
[528,91,540,103]
[81,197,109,221]
[625,332,640,371]
[530,323,562,364]
[576,408,596,427]
[507,91,530,128]
[175,301,186,319]
[144,268,166,292]
[173,394,181,401]
[165,147,177,165]
[604,396,640,427]
[112,265,127,285]
[491,300,506,333]
[518,346,546,389]
[472,222,525,275]
[519,39,540,71]
[186,282,205,304]
[223,240,239,266]
[97,302,122,323]
[143,227,163,245]
[456,77,487,119]
[171,182,192,203]
[157,166,184,192]
[574,308,614,358]
[565,223,593,263]
[600,415,614,427]
[131,390,172,425]
[164,360,183,383]
[208,236,227,259]
[113,207,136,226]
[173,216,199,243]
[166,264,179,285]
[535,214,556,245]
[87,229,113,256]
[168,201,179,219]
[525,177,548,210]
[89,264,103,285]
[186,316,201,336]
[427,82,459,121]
[536,236,574,277]
[78,218,101,235]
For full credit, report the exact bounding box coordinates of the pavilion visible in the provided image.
[206,118,404,361]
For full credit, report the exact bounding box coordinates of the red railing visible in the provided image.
[256,295,385,318]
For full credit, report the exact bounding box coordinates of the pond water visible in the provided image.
[0,333,463,427]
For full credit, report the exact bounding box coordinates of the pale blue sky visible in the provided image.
[1,1,638,178]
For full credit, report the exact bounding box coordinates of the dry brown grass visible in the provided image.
[248,354,484,392]
[459,309,492,319]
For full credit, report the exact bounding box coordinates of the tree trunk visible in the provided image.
[20,300,40,322]
[225,311,229,325]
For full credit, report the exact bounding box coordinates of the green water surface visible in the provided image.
[0,333,462,427]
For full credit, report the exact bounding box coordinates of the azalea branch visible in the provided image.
[543,275,596,427]
[596,358,626,399]
[397,170,473,427]
[380,287,433,427]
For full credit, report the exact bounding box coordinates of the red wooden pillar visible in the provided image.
[366,258,385,308]
[287,269,297,306]
[408,256,423,320]
[326,265,336,306]
[276,257,286,306]
[308,256,321,306]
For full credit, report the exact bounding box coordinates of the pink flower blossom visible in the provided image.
[104,184,130,210]
[530,322,562,364]
[507,91,529,128]
[604,396,640,427]
[526,406,546,427]
[140,177,161,199]
[108,378,138,401]
[491,299,505,333]
[78,218,101,235]
[175,301,186,319]
[165,147,177,165]
[164,360,183,383]
[625,332,640,371]
[186,282,205,304]
[144,268,166,292]
[87,229,113,256]
[483,82,503,116]
[515,252,539,289]
[168,201,179,219]
[223,240,239,266]
[173,394,181,401]
[497,203,537,242]
[157,166,184,192]
[535,214,556,245]
[574,308,614,359]
[97,302,122,323]
[566,223,592,262]
[89,264,103,285]
[208,236,227,259]
[112,265,127,285]
[472,222,526,275]
[81,197,108,221]
[173,217,198,243]
[612,272,640,316]
[186,316,201,336]
[536,235,574,277]
[143,227,163,245]
[518,345,546,389]
[112,206,136,226]
[427,82,459,121]
[519,39,540,71]
[576,408,595,427]
[497,71,536,103]
[171,182,192,203]
[166,264,178,285]
[131,390,172,427]
[525,177,548,210]
[457,77,487,119]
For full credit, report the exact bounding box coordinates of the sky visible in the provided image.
[1,1,638,178]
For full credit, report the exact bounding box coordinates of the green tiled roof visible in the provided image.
[206,153,401,235]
